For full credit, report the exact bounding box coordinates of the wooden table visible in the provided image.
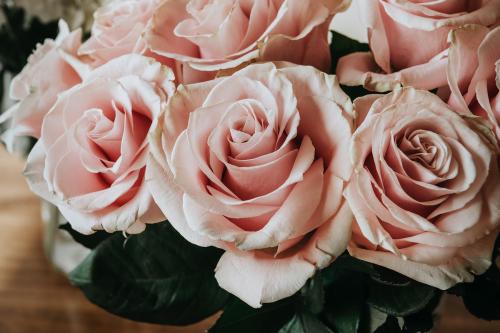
[0,145,499,333]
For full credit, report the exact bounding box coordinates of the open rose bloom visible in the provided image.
[346,88,500,288]
[24,54,175,234]
[0,20,88,151]
[147,62,354,307]
[337,0,500,92]
[79,0,164,66]
[145,0,350,74]
[80,0,350,84]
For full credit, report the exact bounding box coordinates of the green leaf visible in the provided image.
[340,85,372,101]
[461,269,500,320]
[402,291,441,333]
[59,223,112,249]
[330,30,369,75]
[371,266,411,287]
[322,253,377,286]
[210,298,296,333]
[0,5,58,73]
[460,235,500,320]
[323,271,366,333]
[279,312,333,333]
[367,279,436,317]
[373,316,402,333]
[322,254,438,330]
[301,274,325,315]
[69,222,229,325]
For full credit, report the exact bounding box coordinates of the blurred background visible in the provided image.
[0,1,499,332]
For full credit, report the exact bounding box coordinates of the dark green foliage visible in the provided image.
[374,316,402,333]
[323,270,366,333]
[210,275,328,333]
[70,222,229,325]
[301,274,325,315]
[461,267,500,321]
[367,279,436,317]
[0,5,59,74]
[59,223,112,250]
[209,297,296,333]
[402,292,441,333]
[450,235,500,321]
[341,84,372,101]
[321,253,441,333]
[279,312,334,333]
[329,30,369,76]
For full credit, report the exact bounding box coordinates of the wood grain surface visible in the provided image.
[0,145,499,333]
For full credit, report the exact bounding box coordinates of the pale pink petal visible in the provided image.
[434,0,500,28]
[58,182,163,234]
[288,168,344,239]
[277,65,354,179]
[24,142,53,203]
[145,0,205,62]
[360,0,391,73]
[223,149,297,199]
[446,25,490,114]
[146,153,215,247]
[337,52,448,92]
[87,54,176,96]
[215,200,352,308]
[261,20,332,72]
[215,249,316,308]
[1,21,84,146]
[175,0,249,59]
[380,1,452,69]
[176,135,317,239]
[237,159,324,250]
[353,94,382,127]
[349,231,498,290]
[171,131,277,218]
[344,173,401,254]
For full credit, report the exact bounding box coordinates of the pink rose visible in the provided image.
[145,0,350,80]
[0,20,88,151]
[79,0,161,64]
[446,25,500,140]
[337,0,500,92]
[147,62,354,307]
[78,0,217,84]
[345,87,500,289]
[24,54,175,235]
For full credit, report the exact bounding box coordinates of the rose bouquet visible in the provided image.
[1,0,499,332]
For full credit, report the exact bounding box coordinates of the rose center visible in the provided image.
[398,129,452,174]
[78,99,151,184]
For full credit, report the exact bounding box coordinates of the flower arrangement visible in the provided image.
[1,0,499,332]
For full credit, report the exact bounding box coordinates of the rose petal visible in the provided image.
[349,231,498,290]
[215,199,352,308]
